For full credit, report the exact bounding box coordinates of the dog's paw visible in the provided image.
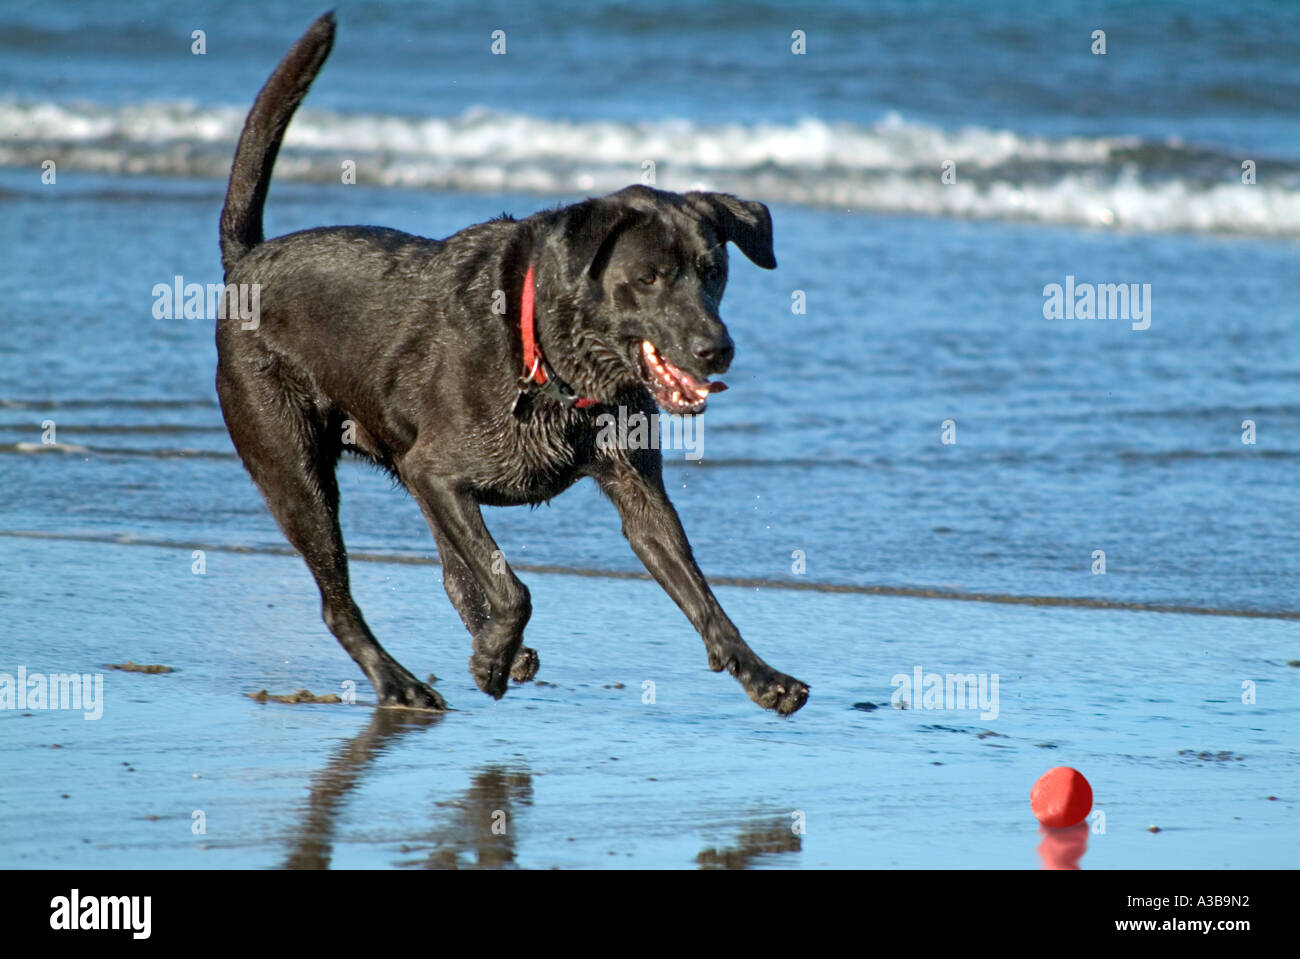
[469,653,511,699]
[510,645,540,683]
[747,672,810,716]
[377,679,448,712]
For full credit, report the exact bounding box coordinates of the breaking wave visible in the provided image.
[3,98,1298,236]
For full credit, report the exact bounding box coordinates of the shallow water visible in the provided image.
[3,171,1297,612]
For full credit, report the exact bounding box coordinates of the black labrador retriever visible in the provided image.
[216,12,809,715]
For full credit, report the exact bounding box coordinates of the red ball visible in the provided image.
[1031,767,1093,828]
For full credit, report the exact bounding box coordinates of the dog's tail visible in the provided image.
[219,11,336,274]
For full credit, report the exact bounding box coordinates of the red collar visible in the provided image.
[519,264,597,408]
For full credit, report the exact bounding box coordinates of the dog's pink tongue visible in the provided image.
[670,364,727,396]
[657,350,728,400]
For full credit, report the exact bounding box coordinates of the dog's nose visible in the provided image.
[691,333,734,372]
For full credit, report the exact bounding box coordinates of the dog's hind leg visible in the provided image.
[217,356,445,710]
[431,529,540,684]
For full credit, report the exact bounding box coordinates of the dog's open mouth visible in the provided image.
[638,340,727,415]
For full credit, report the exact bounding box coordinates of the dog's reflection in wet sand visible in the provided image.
[282,709,532,870]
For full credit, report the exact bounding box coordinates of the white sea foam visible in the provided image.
[3,98,1296,236]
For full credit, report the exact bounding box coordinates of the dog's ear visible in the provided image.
[687,192,777,270]
[555,198,640,283]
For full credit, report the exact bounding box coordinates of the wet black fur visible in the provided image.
[215,12,809,714]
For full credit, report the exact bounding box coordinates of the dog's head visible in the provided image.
[536,185,775,414]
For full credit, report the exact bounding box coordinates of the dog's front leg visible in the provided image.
[401,460,532,699]
[430,527,540,684]
[594,456,809,715]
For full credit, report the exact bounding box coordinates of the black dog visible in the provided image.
[216,13,808,715]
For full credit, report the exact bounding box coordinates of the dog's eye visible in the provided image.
[638,270,657,286]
